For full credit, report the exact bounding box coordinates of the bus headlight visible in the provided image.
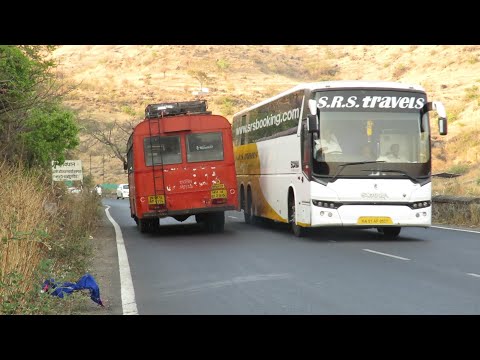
[409,201,431,209]
[312,200,341,209]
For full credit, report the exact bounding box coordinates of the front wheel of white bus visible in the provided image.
[288,191,306,237]
[377,227,401,239]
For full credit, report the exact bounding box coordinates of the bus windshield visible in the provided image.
[311,90,431,180]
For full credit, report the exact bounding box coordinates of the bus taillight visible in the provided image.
[212,198,227,205]
[149,203,166,210]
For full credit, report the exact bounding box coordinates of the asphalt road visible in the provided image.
[104,198,480,314]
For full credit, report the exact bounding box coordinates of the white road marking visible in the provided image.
[158,273,292,297]
[431,225,480,234]
[467,273,480,278]
[363,249,410,261]
[228,216,238,219]
[104,205,138,315]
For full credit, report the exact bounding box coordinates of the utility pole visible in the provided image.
[102,155,105,184]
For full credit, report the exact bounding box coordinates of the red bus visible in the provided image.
[124,100,238,233]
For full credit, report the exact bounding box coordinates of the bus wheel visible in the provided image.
[195,214,206,224]
[138,218,149,233]
[379,227,401,239]
[206,212,225,233]
[244,188,254,224]
[138,218,159,233]
[240,186,245,212]
[150,218,160,232]
[289,193,306,237]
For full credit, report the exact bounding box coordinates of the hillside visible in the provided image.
[52,45,480,195]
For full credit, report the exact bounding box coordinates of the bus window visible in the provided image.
[187,132,224,163]
[127,147,134,173]
[144,136,181,166]
[240,115,246,145]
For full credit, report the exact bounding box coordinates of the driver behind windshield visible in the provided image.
[314,127,342,160]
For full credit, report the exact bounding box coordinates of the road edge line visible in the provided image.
[104,205,138,315]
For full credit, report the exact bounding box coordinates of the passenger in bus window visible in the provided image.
[314,127,342,160]
[377,143,404,162]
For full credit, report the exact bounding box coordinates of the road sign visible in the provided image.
[52,160,83,182]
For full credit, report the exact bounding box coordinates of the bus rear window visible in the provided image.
[144,136,181,166]
[187,132,224,162]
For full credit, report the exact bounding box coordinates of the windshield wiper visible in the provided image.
[361,169,418,183]
[330,161,386,182]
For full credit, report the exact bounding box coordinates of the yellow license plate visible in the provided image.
[357,216,393,225]
[211,189,227,199]
[212,183,225,190]
[148,195,165,205]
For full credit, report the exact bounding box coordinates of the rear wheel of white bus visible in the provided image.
[244,187,255,225]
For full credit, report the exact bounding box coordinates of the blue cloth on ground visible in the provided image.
[42,273,103,306]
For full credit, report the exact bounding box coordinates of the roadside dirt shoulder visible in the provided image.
[75,209,123,315]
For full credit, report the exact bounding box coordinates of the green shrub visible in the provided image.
[120,105,136,117]
[447,163,470,175]
[464,85,480,101]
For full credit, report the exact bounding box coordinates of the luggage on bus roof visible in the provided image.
[145,100,209,119]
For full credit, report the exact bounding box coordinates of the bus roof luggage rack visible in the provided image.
[145,100,210,119]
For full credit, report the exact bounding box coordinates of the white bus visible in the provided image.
[232,81,447,238]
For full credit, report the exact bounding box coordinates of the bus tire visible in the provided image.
[138,218,149,233]
[244,187,253,224]
[206,212,225,233]
[289,192,306,237]
[378,227,401,239]
[150,218,160,232]
[240,185,245,212]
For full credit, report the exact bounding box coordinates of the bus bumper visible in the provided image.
[142,205,237,218]
[310,205,432,227]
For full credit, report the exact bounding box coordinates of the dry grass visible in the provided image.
[0,163,101,314]
[0,164,53,273]
[433,201,480,227]
[0,163,53,312]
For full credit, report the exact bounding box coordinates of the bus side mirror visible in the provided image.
[438,117,447,136]
[425,101,448,135]
[433,101,447,135]
[123,161,128,171]
[307,114,319,134]
[308,99,317,115]
[307,99,319,133]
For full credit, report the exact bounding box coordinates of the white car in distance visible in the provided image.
[116,184,129,199]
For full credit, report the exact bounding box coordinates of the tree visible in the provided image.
[20,104,79,167]
[0,45,59,116]
[83,118,137,165]
[159,59,168,79]
[0,45,79,168]
[216,58,230,80]
[187,69,209,91]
